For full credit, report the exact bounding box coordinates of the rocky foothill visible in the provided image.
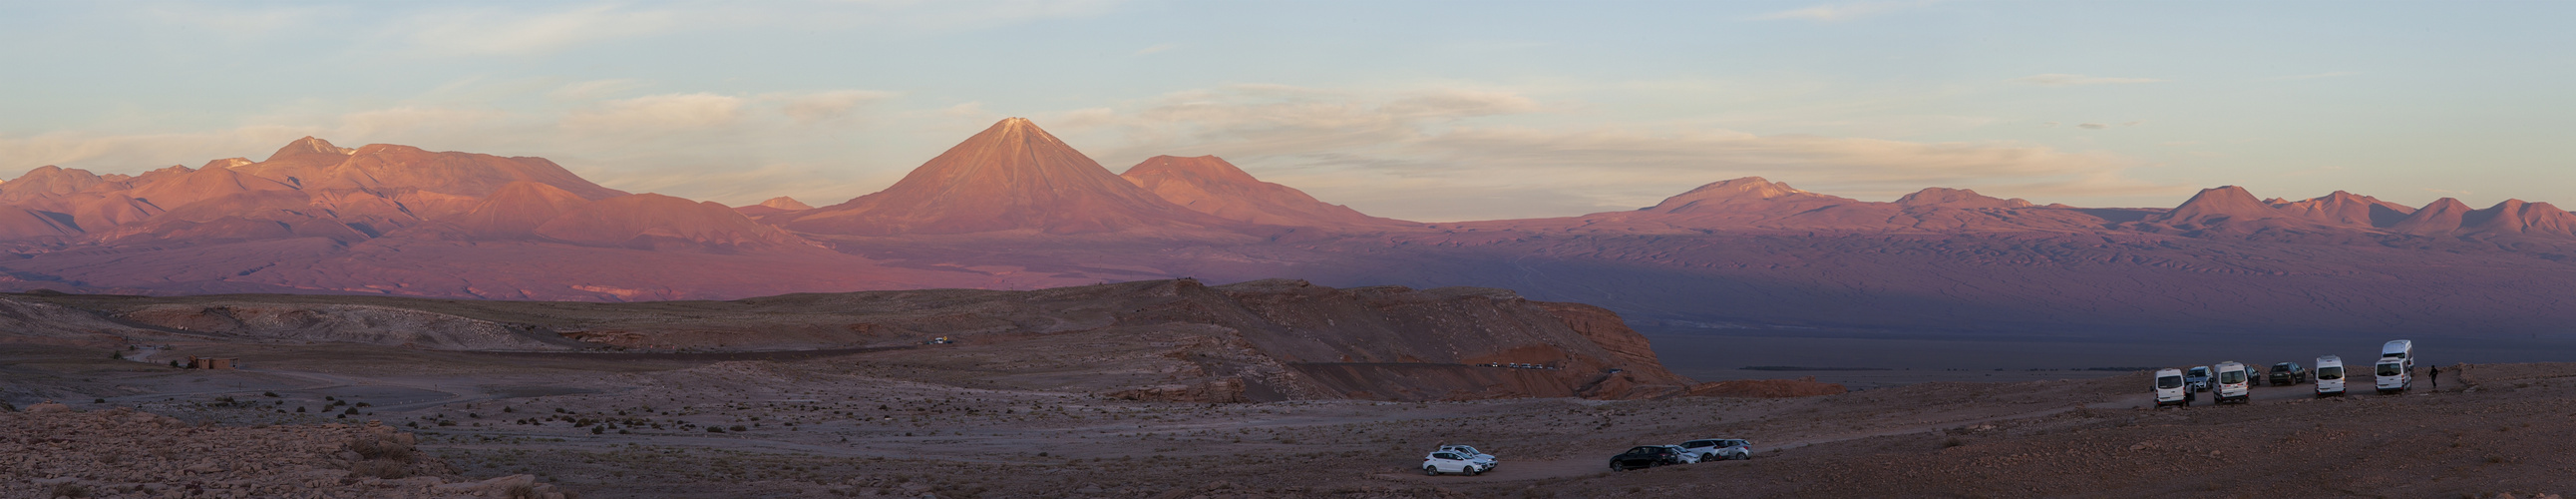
[2,403,569,499]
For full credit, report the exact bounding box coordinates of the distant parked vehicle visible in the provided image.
[1437,444,1497,468]
[2314,355,2347,397]
[2268,362,2309,386]
[2213,361,2252,404]
[2376,356,2411,394]
[1677,438,1753,461]
[2154,368,2193,407]
[923,336,954,344]
[1609,445,1688,471]
[2382,340,2414,370]
[2186,365,2214,392]
[1421,451,1491,476]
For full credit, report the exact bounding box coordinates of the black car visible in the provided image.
[2268,362,2309,386]
[1609,445,1687,471]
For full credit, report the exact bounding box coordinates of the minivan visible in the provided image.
[2376,356,2411,394]
[2314,355,2346,397]
[2154,368,2192,407]
[2213,361,2252,404]
[2382,340,2413,370]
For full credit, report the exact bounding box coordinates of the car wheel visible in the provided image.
[1469,466,1483,476]
[1424,466,1439,476]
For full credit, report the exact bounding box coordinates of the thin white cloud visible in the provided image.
[775,90,900,124]
[549,79,649,101]
[560,94,749,134]
[401,5,683,56]
[2263,71,2361,81]
[1755,1,1925,22]
[1042,85,2160,220]
[2010,74,2167,86]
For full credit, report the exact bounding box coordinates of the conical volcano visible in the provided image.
[782,118,1239,236]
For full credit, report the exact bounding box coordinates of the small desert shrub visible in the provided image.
[730,425,748,432]
[49,483,90,498]
[1944,438,1966,448]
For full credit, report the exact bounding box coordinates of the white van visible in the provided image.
[2376,356,2411,394]
[2213,361,2252,404]
[2382,340,2413,369]
[2314,355,2346,397]
[2154,368,2192,407]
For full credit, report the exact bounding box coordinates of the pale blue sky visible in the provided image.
[1,1,2567,221]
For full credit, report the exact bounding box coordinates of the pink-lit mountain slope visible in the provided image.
[1118,155,1413,228]
[2,123,2573,337]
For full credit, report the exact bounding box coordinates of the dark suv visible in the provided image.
[2268,362,2309,386]
[1609,445,1687,471]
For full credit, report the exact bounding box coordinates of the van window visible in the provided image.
[2317,366,2342,380]
[2378,363,2403,377]
[2218,370,2245,384]
[2157,376,2183,389]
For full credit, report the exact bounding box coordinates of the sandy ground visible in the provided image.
[9,340,2572,498]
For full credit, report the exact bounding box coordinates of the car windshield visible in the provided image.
[2157,375,2183,389]
[2218,370,2245,384]
[2274,363,2291,370]
[1628,447,1658,454]
[2379,363,2403,376]
[2188,367,2209,376]
[1450,446,1479,454]
[2318,366,2343,379]
[1682,441,1712,448]
[1726,440,1749,447]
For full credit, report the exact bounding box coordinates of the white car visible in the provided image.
[2314,355,2346,397]
[2376,357,2410,394]
[2154,368,2192,407]
[1678,438,1753,461]
[1421,450,1491,476]
[2213,361,2252,404]
[1438,445,1495,463]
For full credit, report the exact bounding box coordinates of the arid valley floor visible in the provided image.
[9,336,2573,498]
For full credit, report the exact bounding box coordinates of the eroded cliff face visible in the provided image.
[16,278,1699,402]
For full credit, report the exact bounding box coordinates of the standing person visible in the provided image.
[2428,365,2440,389]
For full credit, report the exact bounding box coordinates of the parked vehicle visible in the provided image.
[2154,368,2193,407]
[2376,356,2411,394]
[2315,355,2346,397]
[2213,361,2252,404]
[1609,445,1689,471]
[2186,365,2213,392]
[2268,362,2309,386]
[2383,340,2414,370]
[1677,438,1753,461]
[1437,445,1497,468]
[1421,450,1491,476]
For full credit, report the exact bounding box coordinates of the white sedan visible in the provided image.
[1421,450,1492,475]
[1678,438,1753,461]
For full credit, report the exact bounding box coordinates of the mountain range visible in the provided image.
[3,118,2571,336]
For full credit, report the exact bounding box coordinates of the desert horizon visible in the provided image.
[5,2,2570,498]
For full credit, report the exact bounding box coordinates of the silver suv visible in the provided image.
[1677,438,1752,461]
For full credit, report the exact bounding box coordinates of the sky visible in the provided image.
[0,1,2568,222]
